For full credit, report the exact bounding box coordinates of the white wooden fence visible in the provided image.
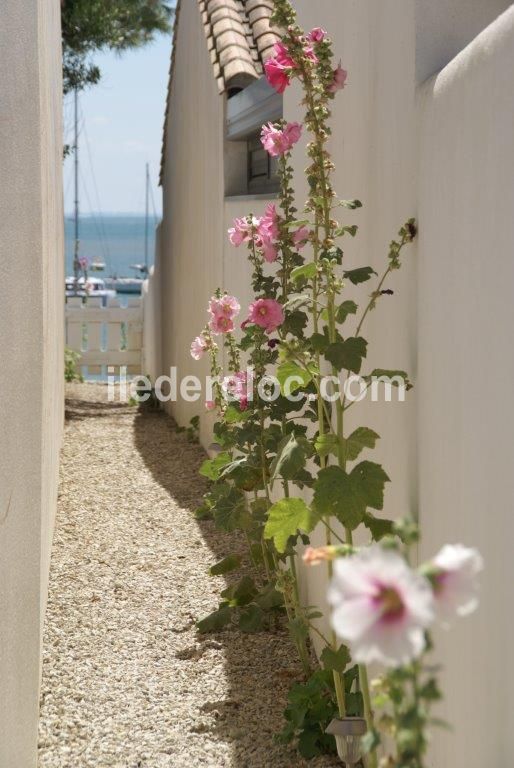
[65,296,143,376]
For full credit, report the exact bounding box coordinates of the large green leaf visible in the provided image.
[325,337,367,373]
[362,512,394,541]
[343,266,377,285]
[314,432,339,458]
[335,300,358,324]
[367,369,413,391]
[238,604,264,633]
[344,427,380,462]
[199,452,232,481]
[209,554,242,576]
[276,361,312,396]
[197,605,233,633]
[320,645,351,673]
[291,262,318,282]
[213,487,249,532]
[264,498,318,553]
[313,462,389,530]
[270,433,309,484]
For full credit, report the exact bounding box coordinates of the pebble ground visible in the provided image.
[38,383,337,768]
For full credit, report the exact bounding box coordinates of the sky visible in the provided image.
[63,33,172,216]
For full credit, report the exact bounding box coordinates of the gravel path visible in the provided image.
[38,383,336,768]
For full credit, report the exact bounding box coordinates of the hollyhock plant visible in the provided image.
[292,225,311,249]
[328,546,434,667]
[223,370,250,410]
[261,122,302,157]
[248,298,285,333]
[209,314,234,334]
[209,294,240,320]
[308,27,327,43]
[264,41,295,93]
[430,544,483,622]
[190,335,208,360]
[228,217,252,247]
[328,61,348,92]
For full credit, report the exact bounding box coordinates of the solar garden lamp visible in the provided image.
[326,717,367,766]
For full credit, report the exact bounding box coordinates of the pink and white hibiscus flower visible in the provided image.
[261,122,302,158]
[328,546,434,667]
[328,61,348,93]
[248,298,285,334]
[190,335,208,360]
[430,544,483,623]
[264,42,295,93]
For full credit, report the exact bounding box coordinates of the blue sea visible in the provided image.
[64,214,159,277]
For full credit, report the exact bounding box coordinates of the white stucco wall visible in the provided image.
[417,7,514,765]
[287,0,418,655]
[0,0,64,765]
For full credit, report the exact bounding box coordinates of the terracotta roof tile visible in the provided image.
[160,0,281,183]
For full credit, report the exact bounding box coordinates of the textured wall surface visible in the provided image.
[418,7,514,765]
[0,0,64,765]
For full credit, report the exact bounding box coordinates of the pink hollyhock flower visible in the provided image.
[209,294,240,320]
[248,298,285,334]
[328,61,348,93]
[205,400,216,411]
[228,217,251,247]
[224,371,249,410]
[261,122,303,157]
[190,335,208,360]
[328,546,434,667]
[304,45,318,64]
[254,203,280,262]
[264,42,295,93]
[209,314,234,335]
[292,226,311,249]
[308,27,327,43]
[431,544,483,623]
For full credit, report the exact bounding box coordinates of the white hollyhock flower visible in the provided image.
[328,546,434,667]
[432,544,483,622]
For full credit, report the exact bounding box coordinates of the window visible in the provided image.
[247,135,279,194]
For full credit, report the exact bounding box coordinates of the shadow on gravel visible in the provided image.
[133,406,332,768]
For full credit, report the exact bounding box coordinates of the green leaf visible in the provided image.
[343,266,377,285]
[224,404,251,423]
[276,361,312,396]
[264,498,318,553]
[197,605,232,633]
[344,427,380,461]
[335,224,358,237]
[367,369,413,391]
[314,432,338,458]
[199,452,232,481]
[213,487,249,532]
[313,466,364,530]
[291,262,317,281]
[363,512,394,541]
[340,199,363,209]
[255,582,284,610]
[238,604,264,633]
[270,433,307,483]
[325,337,368,373]
[320,645,351,674]
[309,332,329,353]
[220,576,257,607]
[209,554,242,576]
[313,462,389,530]
[351,461,390,511]
[335,300,358,324]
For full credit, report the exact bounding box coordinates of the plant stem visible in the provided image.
[359,664,378,768]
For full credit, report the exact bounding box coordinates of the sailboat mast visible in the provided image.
[144,162,149,272]
[73,88,80,280]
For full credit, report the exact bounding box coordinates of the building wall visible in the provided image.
[0,0,64,765]
[417,7,514,765]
